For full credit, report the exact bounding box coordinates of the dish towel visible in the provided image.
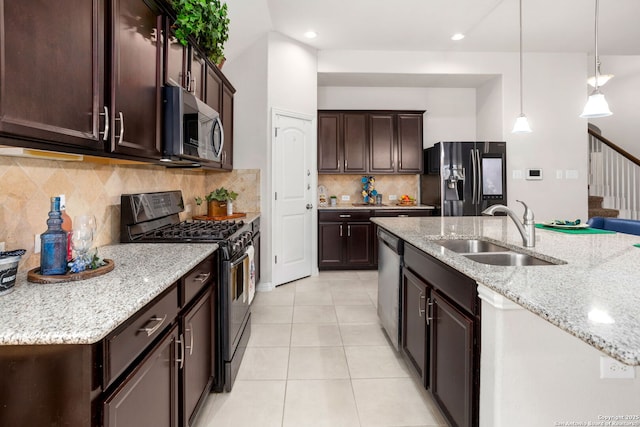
[246,245,256,304]
[535,224,616,234]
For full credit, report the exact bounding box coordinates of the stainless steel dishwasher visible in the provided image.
[377,228,403,350]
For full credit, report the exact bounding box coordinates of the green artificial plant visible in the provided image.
[172,0,230,65]
[195,187,238,205]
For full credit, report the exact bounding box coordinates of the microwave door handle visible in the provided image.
[217,116,224,160]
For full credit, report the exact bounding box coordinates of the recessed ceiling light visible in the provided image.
[304,31,318,39]
[451,33,465,41]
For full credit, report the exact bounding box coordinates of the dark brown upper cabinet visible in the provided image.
[106,0,163,160]
[318,112,342,173]
[0,0,105,151]
[318,110,424,175]
[397,113,424,173]
[188,46,206,101]
[164,17,187,89]
[343,113,368,173]
[221,82,234,169]
[205,63,223,113]
[369,113,395,173]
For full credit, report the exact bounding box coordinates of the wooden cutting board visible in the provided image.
[193,213,247,221]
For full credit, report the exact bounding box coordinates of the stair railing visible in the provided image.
[588,129,640,220]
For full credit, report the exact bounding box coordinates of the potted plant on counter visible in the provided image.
[195,187,238,217]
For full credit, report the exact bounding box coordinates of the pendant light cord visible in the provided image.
[518,0,524,114]
[594,0,600,91]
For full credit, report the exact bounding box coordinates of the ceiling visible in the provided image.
[225,0,640,86]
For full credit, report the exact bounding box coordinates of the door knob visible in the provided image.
[306,203,313,210]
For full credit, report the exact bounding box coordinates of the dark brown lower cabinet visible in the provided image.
[182,288,213,426]
[401,243,480,427]
[430,290,475,427]
[103,325,179,427]
[318,211,374,269]
[401,268,428,382]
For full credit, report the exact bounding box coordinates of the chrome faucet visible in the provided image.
[482,200,536,247]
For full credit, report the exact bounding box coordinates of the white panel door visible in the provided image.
[273,112,313,285]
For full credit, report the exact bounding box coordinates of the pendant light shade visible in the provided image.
[581,0,613,118]
[512,114,532,133]
[512,0,531,134]
[580,90,613,118]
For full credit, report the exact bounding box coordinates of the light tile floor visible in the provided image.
[194,271,447,427]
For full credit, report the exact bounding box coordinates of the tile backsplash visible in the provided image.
[318,174,419,206]
[0,155,259,272]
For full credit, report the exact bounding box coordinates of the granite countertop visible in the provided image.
[319,204,436,210]
[0,243,217,346]
[371,216,640,365]
[243,212,261,223]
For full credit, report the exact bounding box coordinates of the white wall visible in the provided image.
[226,32,318,287]
[476,76,503,141]
[317,86,477,148]
[224,37,272,285]
[318,50,588,220]
[589,55,640,159]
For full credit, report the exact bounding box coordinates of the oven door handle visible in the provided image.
[230,252,249,269]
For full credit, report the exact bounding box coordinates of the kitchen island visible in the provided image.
[372,216,640,427]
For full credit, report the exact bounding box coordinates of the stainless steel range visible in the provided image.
[120,190,253,392]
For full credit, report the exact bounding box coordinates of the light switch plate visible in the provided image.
[526,168,543,180]
[512,170,524,180]
[341,195,350,201]
[34,235,41,254]
[0,241,4,252]
[556,170,564,179]
[565,170,579,180]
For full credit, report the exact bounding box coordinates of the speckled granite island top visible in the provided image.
[372,216,640,365]
[0,243,217,346]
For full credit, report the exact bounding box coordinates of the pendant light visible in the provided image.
[512,0,532,133]
[580,0,613,118]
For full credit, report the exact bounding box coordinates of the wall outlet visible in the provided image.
[556,170,564,179]
[600,356,635,379]
[341,195,350,201]
[34,235,41,254]
[512,170,524,180]
[388,195,398,201]
[0,242,4,252]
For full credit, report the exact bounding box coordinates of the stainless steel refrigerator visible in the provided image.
[420,141,507,216]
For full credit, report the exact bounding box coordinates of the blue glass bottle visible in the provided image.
[40,197,68,275]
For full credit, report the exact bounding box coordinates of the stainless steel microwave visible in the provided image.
[162,85,224,164]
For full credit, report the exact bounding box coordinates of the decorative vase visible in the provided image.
[227,201,233,215]
[207,200,227,217]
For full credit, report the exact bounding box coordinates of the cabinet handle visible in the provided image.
[337,161,339,170]
[115,111,124,144]
[426,298,434,325]
[186,322,194,356]
[99,106,109,141]
[398,214,409,218]
[138,314,167,337]
[348,225,351,237]
[339,225,343,237]
[339,214,351,218]
[418,292,425,317]
[186,70,192,92]
[176,334,185,369]
[345,159,348,169]
[195,272,211,283]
